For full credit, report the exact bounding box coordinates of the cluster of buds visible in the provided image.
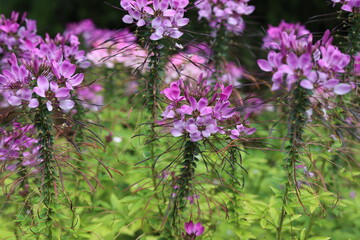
[257,24,353,96]
[331,0,360,12]
[195,0,255,35]
[160,74,256,142]
[0,123,42,171]
[120,0,190,40]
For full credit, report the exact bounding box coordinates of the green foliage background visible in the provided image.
[0,0,359,240]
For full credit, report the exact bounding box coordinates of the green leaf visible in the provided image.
[300,228,306,240]
[260,217,267,229]
[308,237,331,240]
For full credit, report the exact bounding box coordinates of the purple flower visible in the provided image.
[184,221,205,237]
[33,75,73,111]
[331,0,360,12]
[120,0,189,41]
[185,194,200,204]
[161,76,256,142]
[230,124,256,139]
[257,26,353,97]
[171,120,186,137]
[0,123,42,170]
[317,45,350,73]
[186,116,218,142]
[195,0,255,35]
[161,81,184,102]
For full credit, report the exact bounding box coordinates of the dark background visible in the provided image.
[0,0,339,36]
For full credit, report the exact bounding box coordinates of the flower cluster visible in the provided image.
[0,13,91,112]
[120,0,190,40]
[257,25,352,96]
[76,83,103,111]
[0,51,84,111]
[160,74,256,142]
[354,53,360,76]
[65,19,147,70]
[262,20,310,50]
[183,221,204,239]
[65,19,121,48]
[165,45,244,86]
[195,0,255,35]
[331,0,360,12]
[0,123,42,171]
[0,12,42,69]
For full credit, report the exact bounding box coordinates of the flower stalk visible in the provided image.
[34,101,56,239]
[147,41,165,120]
[171,140,200,223]
[277,85,310,240]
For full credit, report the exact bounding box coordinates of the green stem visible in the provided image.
[171,140,200,226]
[74,102,85,144]
[34,103,55,239]
[277,86,310,240]
[146,41,166,217]
[147,41,164,120]
[305,212,316,239]
[212,27,229,72]
[228,146,241,223]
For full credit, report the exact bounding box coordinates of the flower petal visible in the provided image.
[257,59,272,72]
[59,99,75,110]
[28,98,39,108]
[300,80,314,90]
[55,88,70,98]
[37,75,49,92]
[334,83,351,95]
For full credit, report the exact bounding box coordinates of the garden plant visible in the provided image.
[0,0,359,239]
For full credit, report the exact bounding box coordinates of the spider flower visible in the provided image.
[160,74,255,142]
[331,0,360,12]
[195,0,255,35]
[0,12,42,68]
[257,28,352,96]
[0,123,42,171]
[183,221,204,238]
[120,0,190,40]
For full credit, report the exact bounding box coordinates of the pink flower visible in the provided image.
[120,0,189,40]
[230,124,256,139]
[161,81,184,101]
[160,76,256,142]
[184,221,205,237]
[195,0,255,35]
[186,116,218,142]
[258,26,353,96]
[33,75,74,111]
[331,0,360,12]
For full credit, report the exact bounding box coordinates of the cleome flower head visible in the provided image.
[0,123,42,171]
[0,37,85,112]
[120,0,190,40]
[257,25,353,96]
[331,0,360,12]
[160,74,256,142]
[195,0,255,35]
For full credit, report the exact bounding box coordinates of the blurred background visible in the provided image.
[0,0,338,36]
